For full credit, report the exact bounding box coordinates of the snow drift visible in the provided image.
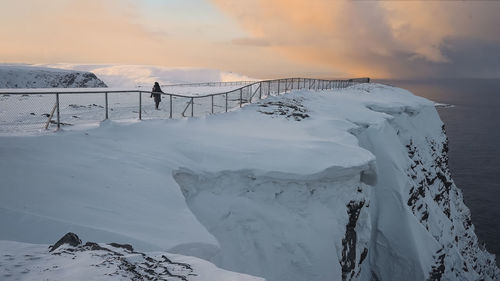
[0,83,498,281]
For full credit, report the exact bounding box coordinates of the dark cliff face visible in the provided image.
[405,125,499,280]
[353,102,499,281]
[340,200,367,281]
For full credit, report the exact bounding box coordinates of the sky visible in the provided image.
[1,0,500,79]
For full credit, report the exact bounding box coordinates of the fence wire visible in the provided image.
[0,78,369,135]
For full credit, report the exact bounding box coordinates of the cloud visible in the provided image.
[231,37,271,47]
[211,0,500,78]
[0,0,172,64]
[2,0,499,79]
[0,0,327,79]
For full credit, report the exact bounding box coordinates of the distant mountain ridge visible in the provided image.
[0,65,107,88]
[36,63,257,88]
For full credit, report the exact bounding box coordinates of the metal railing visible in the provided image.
[161,80,256,87]
[0,77,369,134]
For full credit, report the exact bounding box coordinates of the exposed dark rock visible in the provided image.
[82,242,112,252]
[46,233,195,280]
[427,251,446,281]
[49,232,82,252]
[340,200,365,281]
[359,248,368,266]
[258,97,309,121]
[49,120,72,126]
[108,243,134,252]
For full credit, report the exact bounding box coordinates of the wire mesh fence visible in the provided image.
[160,80,255,88]
[0,78,369,135]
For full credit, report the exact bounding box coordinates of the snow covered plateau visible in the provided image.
[0,64,107,88]
[1,80,499,280]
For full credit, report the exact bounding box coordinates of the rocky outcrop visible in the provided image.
[49,232,81,252]
[48,233,194,280]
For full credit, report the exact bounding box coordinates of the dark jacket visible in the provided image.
[151,84,162,102]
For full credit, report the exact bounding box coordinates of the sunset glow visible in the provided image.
[1,0,499,79]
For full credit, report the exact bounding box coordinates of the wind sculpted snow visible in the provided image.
[0,83,498,281]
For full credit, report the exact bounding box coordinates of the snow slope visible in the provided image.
[0,64,107,88]
[37,63,256,88]
[0,234,263,281]
[0,83,498,280]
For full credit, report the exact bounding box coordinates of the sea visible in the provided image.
[377,78,500,265]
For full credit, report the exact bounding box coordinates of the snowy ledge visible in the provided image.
[0,83,434,249]
[4,83,468,281]
[158,83,433,176]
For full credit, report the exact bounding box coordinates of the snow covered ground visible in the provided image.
[0,83,262,136]
[0,234,263,281]
[1,83,498,280]
[0,64,261,136]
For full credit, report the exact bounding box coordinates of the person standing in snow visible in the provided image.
[151,82,163,110]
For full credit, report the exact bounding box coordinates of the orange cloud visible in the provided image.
[212,0,500,78]
[2,0,500,79]
[1,0,332,79]
[0,0,172,63]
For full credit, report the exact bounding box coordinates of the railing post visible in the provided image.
[277,79,280,94]
[211,95,214,114]
[259,82,262,99]
[56,93,60,130]
[239,89,243,107]
[169,95,173,118]
[105,92,108,119]
[191,97,194,117]
[139,92,142,120]
[296,78,299,89]
[225,93,228,112]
